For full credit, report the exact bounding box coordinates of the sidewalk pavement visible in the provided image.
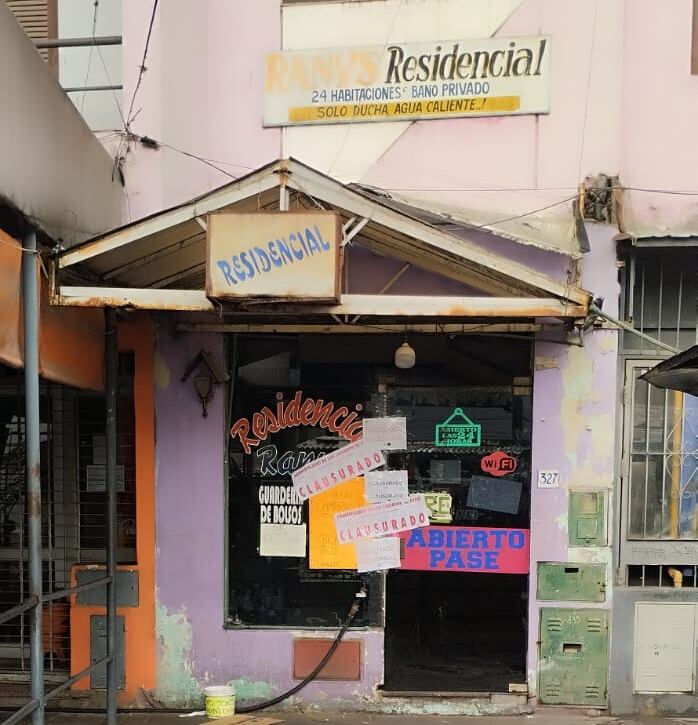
[3,710,697,725]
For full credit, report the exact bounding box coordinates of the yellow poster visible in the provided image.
[309,477,365,570]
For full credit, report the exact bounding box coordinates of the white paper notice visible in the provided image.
[334,494,429,543]
[259,523,307,557]
[292,438,385,501]
[362,417,407,450]
[365,470,409,503]
[355,537,401,573]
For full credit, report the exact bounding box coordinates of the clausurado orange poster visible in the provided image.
[309,477,365,569]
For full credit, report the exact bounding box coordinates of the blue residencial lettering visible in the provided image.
[277,238,294,264]
[316,225,331,250]
[232,255,246,281]
[216,225,333,287]
[509,530,525,549]
[240,251,255,278]
[216,260,237,286]
[254,247,272,272]
[455,528,469,548]
[268,241,283,268]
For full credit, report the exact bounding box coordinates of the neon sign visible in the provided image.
[230,391,362,453]
[435,407,481,447]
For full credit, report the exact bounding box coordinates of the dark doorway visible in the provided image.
[384,570,527,692]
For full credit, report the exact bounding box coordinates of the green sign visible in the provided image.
[435,408,481,447]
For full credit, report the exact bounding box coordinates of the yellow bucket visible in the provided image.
[204,685,235,719]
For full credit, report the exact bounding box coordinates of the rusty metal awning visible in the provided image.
[53,158,591,321]
[640,346,698,396]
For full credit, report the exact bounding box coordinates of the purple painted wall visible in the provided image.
[153,224,619,708]
[527,223,619,694]
[154,321,383,708]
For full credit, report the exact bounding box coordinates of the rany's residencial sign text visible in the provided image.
[264,36,550,126]
[207,212,340,301]
[400,525,529,573]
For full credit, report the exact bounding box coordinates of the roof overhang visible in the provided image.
[640,346,698,396]
[54,158,591,324]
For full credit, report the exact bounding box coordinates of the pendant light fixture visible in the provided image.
[394,339,416,369]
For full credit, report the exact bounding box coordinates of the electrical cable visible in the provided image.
[235,587,367,713]
[79,0,100,113]
[126,0,159,129]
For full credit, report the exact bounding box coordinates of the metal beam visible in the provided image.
[105,309,118,725]
[286,161,590,305]
[22,230,43,725]
[59,161,282,268]
[176,322,562,334]
[55,287,215,311]
[35,35,122,48]
[240,294,586,318]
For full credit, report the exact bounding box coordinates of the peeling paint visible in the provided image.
[154,351,171,390]
[228,678,276,702]
[155,601,202,706]
[535,355,559,370]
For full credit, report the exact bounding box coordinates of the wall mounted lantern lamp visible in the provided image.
[181,350,229,417]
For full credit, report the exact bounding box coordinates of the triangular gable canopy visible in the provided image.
[54,158,590,325]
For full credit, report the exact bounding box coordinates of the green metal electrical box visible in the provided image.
[537,563,606,602]
[539,608,608,707]
[568,490,605,546]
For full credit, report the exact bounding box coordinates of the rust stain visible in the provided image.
[27,488,42,517]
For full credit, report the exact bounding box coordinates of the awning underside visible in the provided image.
[55,158,591,323]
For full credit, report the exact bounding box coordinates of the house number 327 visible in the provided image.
[537,470,560,488]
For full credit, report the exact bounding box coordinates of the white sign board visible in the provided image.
[362,417,407,450]
[292,439,385,501]
[264,36,550,126]
[334,494,429,543]
[537,470,560,489]
[355,537,402,573]
[207,212,340,301]
[259,523,307,557]
[365,470,409,503]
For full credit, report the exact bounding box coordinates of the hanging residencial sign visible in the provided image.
[207,212,341,301]
[264,36,550,126]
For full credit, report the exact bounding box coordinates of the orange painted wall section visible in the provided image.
[0,228,104,390]
[39,278,104,391]
[0,231,22,368]
[70,315,156,702]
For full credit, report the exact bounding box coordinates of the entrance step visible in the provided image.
[376,690,530,715]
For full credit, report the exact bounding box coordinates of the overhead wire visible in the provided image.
[326,0,406,177]
[79,0,100,113]
[126,0,159,129]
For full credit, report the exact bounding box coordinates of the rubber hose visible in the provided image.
[236,587,366,713]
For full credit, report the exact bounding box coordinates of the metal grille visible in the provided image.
[626,365,698,541]
[0,355,135,677]
[627,564,698,588]
[620,249,698,353]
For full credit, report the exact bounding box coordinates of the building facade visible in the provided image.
[2,0,697,719]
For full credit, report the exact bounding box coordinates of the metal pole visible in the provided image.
[22,229,43,725]
[34,35,122,49]
[105,308,118,725]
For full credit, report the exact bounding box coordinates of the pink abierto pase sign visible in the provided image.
[398,525,530,573]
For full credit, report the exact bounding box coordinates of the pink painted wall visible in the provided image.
[121,0,281,221]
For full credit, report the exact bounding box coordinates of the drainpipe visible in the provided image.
[22,229,44,724]
[105,308,118,725]
[667,568,683,588]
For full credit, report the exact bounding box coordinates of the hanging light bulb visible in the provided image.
[394,340,416,369]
